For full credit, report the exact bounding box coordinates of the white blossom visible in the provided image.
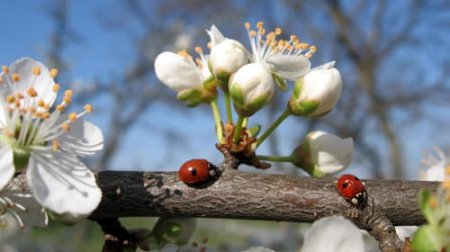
[0,57,103,221]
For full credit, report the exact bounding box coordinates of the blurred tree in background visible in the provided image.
[2,0,449,251]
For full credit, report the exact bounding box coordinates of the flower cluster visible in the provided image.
[0,58,103,234]
[155,22,352,176]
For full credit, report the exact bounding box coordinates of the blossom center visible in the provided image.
[245,21,317,62]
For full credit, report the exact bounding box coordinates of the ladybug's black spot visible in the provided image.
[341,181,349,189]
[189,167,197,176]
[354,176,360,181]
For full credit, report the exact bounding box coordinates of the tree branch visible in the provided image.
[8,168,437,251]
[89,169,436,226]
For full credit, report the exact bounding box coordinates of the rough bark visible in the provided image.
[90,169,436,226]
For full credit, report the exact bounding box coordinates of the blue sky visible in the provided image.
[1,1,448,179]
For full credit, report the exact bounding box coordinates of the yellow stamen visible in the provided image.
[177,50,191,59]
[2,66,9,74]
[16,93,24,100]
[12,73,20,82]
[53,84,60,92]
[84,104,93,113]
[32,66,41,76]
[0,75,3,84]
[64,89,73,97]
[27,87,38,97]
[61,123,71,132]
[249,30,257,37]
[68,112,77,122]
[245,22,251,29]
[275,27,282,35]
[43,103,50,110]
[37,100,45,107]
[28,107,36,114]
[50,68,58,78]
[52,139,60,151]
[63,97,72,104]
[256,21,264,29]
[195,46,202,54]
[56,105,65,112]
[6,95,15,103]
[42,112,50,119]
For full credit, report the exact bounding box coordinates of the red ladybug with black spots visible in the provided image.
[336,174,367,207]
[178,159,218,185]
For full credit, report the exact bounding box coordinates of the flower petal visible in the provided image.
[0,101,7,128]
[58,120,104,156]
[302,216,364,252]
[309,131,353,174]
[154,52,202,92]
[0,145,14,190]
[27,150,102,217]
[266,54,311,81]
[6,57,56,106]
[206,25,225,47]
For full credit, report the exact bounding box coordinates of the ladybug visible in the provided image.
[178,159,218,185]
[336,174,367,207]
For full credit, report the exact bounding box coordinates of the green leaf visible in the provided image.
[411,225,443,252]
[273,73,288,92]
[247,124,261,137]
[417,189,435,224]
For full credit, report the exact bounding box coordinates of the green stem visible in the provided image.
[224,93,233,124]
[242,117,248,128]
[233,115,245,144]
[210,99,224,144]
[255,108,291,149]
[256,155,294,163]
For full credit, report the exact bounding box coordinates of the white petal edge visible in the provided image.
[206,25,225,47]
[27,150,102,217]
[7,57,56,106]
[302,216,364,252]
[58,120,104,156]
[0,145,14,190]
[154,52,202,91]
[309,131,353,174]
[266,54,311,81]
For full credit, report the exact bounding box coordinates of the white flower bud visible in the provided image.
[154,52,204,92]
[154,51,216,107]
[289,62,342,117]
[291,131,353,177]
[229,63,274,117]
[210,39,248,77]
